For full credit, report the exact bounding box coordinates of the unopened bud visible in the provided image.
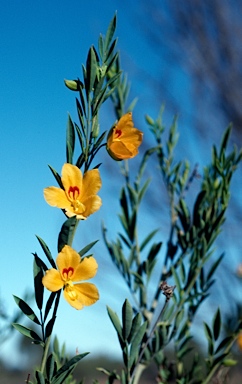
[64,79,83,91]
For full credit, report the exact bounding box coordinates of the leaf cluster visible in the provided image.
[103,107,242,383]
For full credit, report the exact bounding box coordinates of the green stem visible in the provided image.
[131,298,170,384]
[40,335,51,374]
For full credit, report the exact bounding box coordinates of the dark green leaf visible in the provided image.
[207,254,224,281]
[79,240,98,256]
[45,316,56,339]
[66,114,75,164]
[98,34,104,59]
[35,370,45,384]
[36,235,56,268]
[215,336,233,354]
[219,126,231,159]
[13,295,40,325]
[140,229,159,252]
[192,190,207,227]
[86,46,97,94]
[107,306,123,341]
[46,354,57,381]
[104,14,117,59]
[129,322,147,367]
[58,216,77,252]
[212,352,229,368]
[44,292,58,322]
[12,323,43,344]
[48,165,64,189]
[122,299,133,340]
[51,353,89,384]
[33,255,44,310]
[213,308,221,341]
[203,322,213,341]
[128,313,142,344]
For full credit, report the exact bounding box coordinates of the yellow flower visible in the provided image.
[44,163,102,219]
[42,245,99,310]
[106,112,143,160]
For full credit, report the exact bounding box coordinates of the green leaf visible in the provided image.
[203,322,213,341]
[122,299,133,340]
[107,306,123,342]
[13,295,40,325]
[129,321,147,367]
[219,125,231,159]
[48,165,64,189]
[66,114,75,164]
[207,254,224,281]
[45,316,56,339]
[35,370,45,384]
[33,254,44,311]
[79,240,98,257]
[128,313,142,344]
[51,353,89,384]
[215,336,233,354]
[44,292,58,322]
[140,229,159,252]
[12,323,43,345]
[86,46,97,94]
[36,235,56,268]
[58,216,77,252]
[98,34,104,59]
[46,354,57,381]
[212,308,221,341]
[104,13,117,60]
[192,190,207,227]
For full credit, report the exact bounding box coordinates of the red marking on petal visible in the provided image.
[68,186,80,200]
[62,267,74,279]
[114,128,122,138]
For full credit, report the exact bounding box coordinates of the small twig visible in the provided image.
[131,282,176,384]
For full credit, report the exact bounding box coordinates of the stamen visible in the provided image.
[68,186,80,200]
[114,128,122,139]
[62,267,74,279]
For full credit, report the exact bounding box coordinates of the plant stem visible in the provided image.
[40,335,51,374]
[131,298,170,384]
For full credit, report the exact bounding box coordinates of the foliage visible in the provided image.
[9,13,242,384]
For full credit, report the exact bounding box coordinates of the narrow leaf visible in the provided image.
[13,295,40,325]
[66,114,75,164]
[107,306,123,341]
[36,235,56,268]
[213,308,221,341]
[33,255,44,310]
[58,216,77,252]
[122,299,133,340]
[12,323,43,344]
[79,240,98,257]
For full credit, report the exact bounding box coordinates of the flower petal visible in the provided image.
[61,163,83,194]
[109,141,134,160]
[44,187,70,208]
[63,283,99,309]
[56,245,81,280]
[82,195,102,217]
[74,256,98,282]
[116,112,134,130]
[80,169,102,201]
[42,269,64,291]
[120,128,143,145]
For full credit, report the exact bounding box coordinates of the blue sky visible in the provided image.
[1,0,242,369]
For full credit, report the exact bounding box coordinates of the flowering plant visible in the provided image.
[10,13,242,384]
